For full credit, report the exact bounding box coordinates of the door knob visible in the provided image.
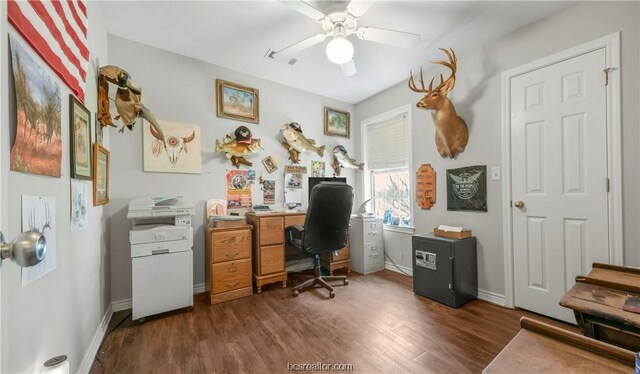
[513,200,525,208]
[0,230,47,267]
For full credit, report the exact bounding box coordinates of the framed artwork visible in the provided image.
[143,120,202,174]
[93,143,110,206]
[216,79,259,124]
[70,94,92,179]
[9,35,62,178]
[324,107,350,138]
[262,155,277,173]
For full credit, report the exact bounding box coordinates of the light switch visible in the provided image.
[491,167,501,181]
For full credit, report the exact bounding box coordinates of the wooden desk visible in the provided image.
[484,317,635,373]
[245,211,351,293]
[559,262,640,351]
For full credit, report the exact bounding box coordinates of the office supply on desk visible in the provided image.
[484,317,635,373]
[208,215,245,228]
[127,196,195,322]
[286,182,354,298]
[412,233,477,308]
[433,226,472,239]
[560,262,640,351]
[205,225,253,304]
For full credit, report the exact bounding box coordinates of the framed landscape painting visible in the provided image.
[324,107,350,138]
[93,144,110,206]
[216,79,259,124]
[70,94,92,179]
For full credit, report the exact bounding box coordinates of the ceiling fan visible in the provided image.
[268,0,421,76]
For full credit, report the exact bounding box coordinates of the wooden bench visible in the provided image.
[559,262,640,351]
[484,317,635,373]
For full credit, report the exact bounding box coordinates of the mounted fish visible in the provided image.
[409,48,468,158]
[215,126,262,168]
[332,145,364,176]
[280,122,325,164]
[97,65,166,143]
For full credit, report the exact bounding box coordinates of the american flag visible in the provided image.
[8,0,89,102]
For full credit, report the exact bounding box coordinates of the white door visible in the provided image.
[511,48,609,322]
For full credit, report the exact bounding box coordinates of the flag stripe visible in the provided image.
[50,1,89,59]
[75,0,87,18]
[8,0,88,102]
[28,1,86,78]
[65,0,86,36]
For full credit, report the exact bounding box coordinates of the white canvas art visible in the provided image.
[143,120,202,174]
[21,195,57,287]
[71,180,88,232]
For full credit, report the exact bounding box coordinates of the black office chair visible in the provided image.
[286,182,354,298]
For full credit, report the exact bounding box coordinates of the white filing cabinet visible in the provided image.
[349,216,384,274]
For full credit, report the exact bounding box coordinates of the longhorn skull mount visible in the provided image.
[409,48,468,158]
[149,125,195,167]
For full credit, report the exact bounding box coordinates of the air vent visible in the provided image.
[265,49,297,66]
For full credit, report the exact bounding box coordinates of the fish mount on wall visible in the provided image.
[280,122,325,164]
[332,145,363,176]
[215,126,262,168]
[408,48,468,159]
[97,65,166,141]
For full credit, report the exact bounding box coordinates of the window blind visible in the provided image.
[366,115,409,170]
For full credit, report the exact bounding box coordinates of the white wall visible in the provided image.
[107,35,356,304]
[354,1,640,297]
[0,2,111,373]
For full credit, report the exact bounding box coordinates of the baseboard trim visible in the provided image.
[112,283,207,312]
[78,304,113,374]
[477,289,506,307]
[384,261,413,276]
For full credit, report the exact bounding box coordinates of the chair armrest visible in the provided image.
[286,225,305,235]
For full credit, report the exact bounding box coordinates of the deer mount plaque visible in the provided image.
[416,164,436,210]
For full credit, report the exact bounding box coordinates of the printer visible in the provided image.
[127,196,195,322]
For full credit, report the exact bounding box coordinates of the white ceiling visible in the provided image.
[101,1,571,104]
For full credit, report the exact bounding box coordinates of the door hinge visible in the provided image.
[606,178,610,192]
[604,67,615,85]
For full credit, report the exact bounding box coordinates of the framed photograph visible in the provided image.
[262,155,277,173]
[216,79,259,124]
[70,95,92,179]
[93,143,110,206]
[324,107,350,138]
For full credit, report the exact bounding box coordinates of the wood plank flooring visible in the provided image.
[90,270,574,373]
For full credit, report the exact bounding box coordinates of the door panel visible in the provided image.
[511,48,609,322]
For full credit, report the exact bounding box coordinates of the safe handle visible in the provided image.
[449,257,455,292]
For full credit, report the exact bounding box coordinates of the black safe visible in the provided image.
[412,233,477,308]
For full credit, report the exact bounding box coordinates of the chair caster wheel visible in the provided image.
[329,291,335,298]
[293,290,299,297]
[344,279,349,285]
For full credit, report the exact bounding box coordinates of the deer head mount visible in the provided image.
[409,48,468,158]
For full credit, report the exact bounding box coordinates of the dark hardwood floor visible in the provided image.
[91,270,574,373]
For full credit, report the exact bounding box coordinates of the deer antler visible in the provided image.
[408,48,458,94]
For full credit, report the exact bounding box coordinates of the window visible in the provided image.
[364,110,411,227]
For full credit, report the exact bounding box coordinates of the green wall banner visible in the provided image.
[447,165,487,212]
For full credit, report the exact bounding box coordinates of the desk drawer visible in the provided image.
[260,244,284,275]
[211,259,252,294]
[333,244,350,261]
[259,217,284,246]
[284,214,306,228]
[211,229,251,263]
[362,221,383,243]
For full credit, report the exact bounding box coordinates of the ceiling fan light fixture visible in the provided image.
[326,36,354,65]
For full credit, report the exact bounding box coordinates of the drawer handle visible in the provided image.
[368,231,377,235]
[227,237,237,243]
[226,251,239,258]
[371,246,377,251]
[369,254,378,257]
[226,281,239,288]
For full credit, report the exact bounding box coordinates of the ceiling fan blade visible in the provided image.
[270,34,327,63]
[356,27,421,49]
[346,1,374,18]
[340,60,357,77]
[279,0,327,22]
